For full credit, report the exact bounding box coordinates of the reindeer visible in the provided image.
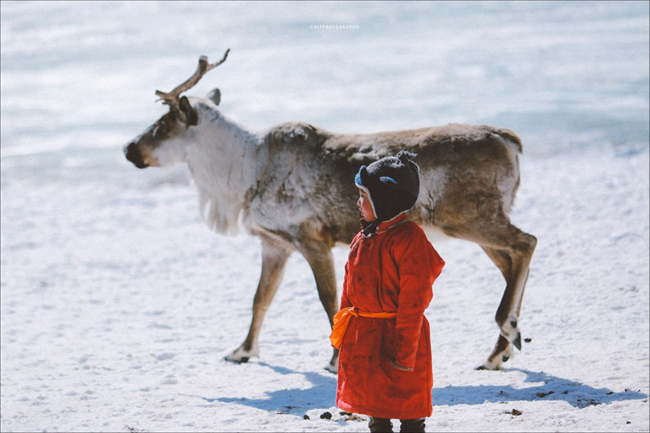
[124,50,537,372]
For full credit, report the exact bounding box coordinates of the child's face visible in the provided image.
[357,189,377,222]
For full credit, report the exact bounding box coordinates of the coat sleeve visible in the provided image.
[340,259,352,310]
[391,226,445,369]
[340,233,361,311]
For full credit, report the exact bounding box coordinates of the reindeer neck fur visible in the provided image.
[184,100,262,235]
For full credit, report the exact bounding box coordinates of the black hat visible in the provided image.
[355,150,420,235]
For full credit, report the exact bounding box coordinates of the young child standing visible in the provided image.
[330,151,445,433]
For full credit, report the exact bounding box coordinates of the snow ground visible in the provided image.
[1,145,648,432]
[2,2,649,431]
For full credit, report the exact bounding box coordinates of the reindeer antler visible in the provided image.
[155,49,230,108]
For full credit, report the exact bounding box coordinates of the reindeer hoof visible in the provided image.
[324,349,339,374]
[224,345,259,364]
[481,334,515,370]
[513,332,522,351]
[476,361,503,370]
[223,355,250,364]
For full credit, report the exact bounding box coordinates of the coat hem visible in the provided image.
[336,400,432,420]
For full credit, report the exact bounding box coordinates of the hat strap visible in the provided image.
[362,220,381,237]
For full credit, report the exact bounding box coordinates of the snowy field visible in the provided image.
[1,146,649,432]
[1,2,649,432]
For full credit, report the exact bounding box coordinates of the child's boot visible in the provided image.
[368,417,394,432]
[399,418,426,433]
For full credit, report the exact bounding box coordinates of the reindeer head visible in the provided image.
[124,50,229,168]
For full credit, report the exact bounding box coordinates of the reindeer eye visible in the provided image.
[154,121,168,137]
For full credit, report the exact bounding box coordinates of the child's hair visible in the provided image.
[355,150,420,234]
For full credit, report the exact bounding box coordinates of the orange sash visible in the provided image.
[329,307,397,349]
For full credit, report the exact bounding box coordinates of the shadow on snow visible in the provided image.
[195,362,338,415]
[189,363,647,414]
[433,368,648,408]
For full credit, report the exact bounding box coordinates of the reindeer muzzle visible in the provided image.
[124,142,149,169]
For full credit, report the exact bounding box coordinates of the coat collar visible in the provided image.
[360,213,408,236]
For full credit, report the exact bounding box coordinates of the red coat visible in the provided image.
[336,213,445,419]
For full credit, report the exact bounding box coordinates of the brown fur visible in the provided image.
[126,94,536,371]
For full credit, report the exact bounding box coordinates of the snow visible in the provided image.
[1,2,649,432]
[2,146,648,432]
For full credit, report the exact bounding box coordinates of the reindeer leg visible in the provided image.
[225,236,293,363]
[474,225,536,370]
[480,245,520,352]
[297,240,340,373]
[476,246,514,370]
[480,246,512,281]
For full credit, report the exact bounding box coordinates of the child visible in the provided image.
[330,151,445,433]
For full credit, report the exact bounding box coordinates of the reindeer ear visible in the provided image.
[206,88,221,106]
[179,96,198,127]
